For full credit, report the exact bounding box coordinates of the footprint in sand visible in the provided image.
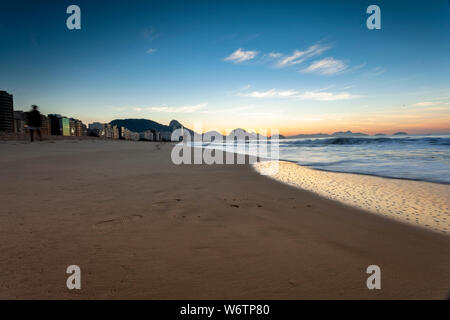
[224,198,262,209]
[151,198,198,220]
[151,198,184,212]
[92,214,143,230]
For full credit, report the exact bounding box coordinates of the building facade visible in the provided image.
[0,91,14,132]
[140,130,154,141]
[87,123,142,141]
[40,115,51,136]
[48,114,70,136]
[13,110,51,136]
[13,111,26,134]
[160,131,172,141]
[69,118,76,136]
[61,117,70,136]
[48,114,63,135]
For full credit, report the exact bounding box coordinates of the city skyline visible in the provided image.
[1,0,449,135]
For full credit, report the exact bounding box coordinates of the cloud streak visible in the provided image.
[276,43,330,67]
[224,48,259,63]
[413,101,436,107]
[242,89,299,98]
[134,103,207,113]
[224,43,355,77]
[142,27,160,42]
[302,57,347,75]
[241,89,360,101]
[296,91,358,101]
[364,66,387,76]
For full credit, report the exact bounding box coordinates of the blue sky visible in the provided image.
[0,0,449,134]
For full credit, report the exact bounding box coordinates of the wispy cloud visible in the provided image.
[302,57,347,75]
[268,52,282,58]
[242,89,277,98]
[277,51,305,66]
[278,90,299,97]
[364,66,387,77]
[241,88,360,101]
[146,48,157,54]
[276,43,330,67]
[224,43,354,77]
[134,103,207,113]
[425,106,450,111]
[224,48,259,63]
[142,27,160,41]
[296,91,359,101]
[207,104,258,115]
[413,101,436,107]
[241,89,298,98]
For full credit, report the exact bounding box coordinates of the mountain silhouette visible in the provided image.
[110,119,171,133]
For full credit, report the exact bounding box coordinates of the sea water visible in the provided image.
[199,134,450,184]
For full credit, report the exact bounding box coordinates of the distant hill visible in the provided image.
[332,130,369,137]
[227,128,259,140]
[110,119,380,140]
[288,133,329,139]
[109,118,200,137]
[393,132,408,135]
[109,119,276,140]
[287,131,370,139]
[203,130,224,141]
[168,120,196,136]
[110,119,171,133]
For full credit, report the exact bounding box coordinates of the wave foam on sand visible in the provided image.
[253,161,450,234]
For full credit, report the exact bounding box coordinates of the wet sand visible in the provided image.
[254,161,450,234]
[0,139,449,299]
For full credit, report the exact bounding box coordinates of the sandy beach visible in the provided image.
[0,139,449,299]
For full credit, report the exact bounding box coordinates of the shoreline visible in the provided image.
[0,140,449,299]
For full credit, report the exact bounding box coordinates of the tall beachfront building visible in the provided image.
[0,90,14,132]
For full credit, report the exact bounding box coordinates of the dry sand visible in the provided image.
[0,139,449,299]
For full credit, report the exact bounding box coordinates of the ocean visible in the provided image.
[198,134,450,185]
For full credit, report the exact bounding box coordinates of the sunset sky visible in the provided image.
[1,0,449,135]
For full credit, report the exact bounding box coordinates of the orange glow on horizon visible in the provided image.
[198,121,450,136]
